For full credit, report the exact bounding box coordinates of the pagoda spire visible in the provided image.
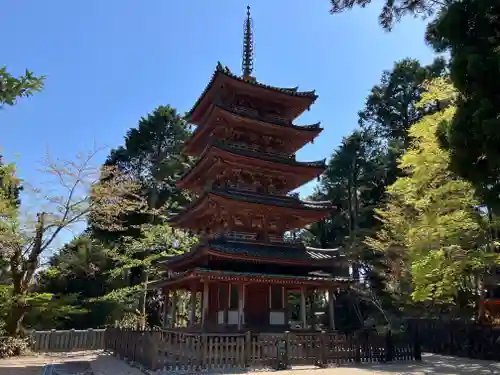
[242,5,254,80]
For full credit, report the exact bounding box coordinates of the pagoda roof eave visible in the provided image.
[213,103,323,132]
[156,243,205,267]
[206,240,346,264]
[156,242,346,265]
[183,104,323,156]
[168,188,333,227]
[185,63,318,123]
[156,241,347,272]
[148,267,353,290]
[176,140,326,189]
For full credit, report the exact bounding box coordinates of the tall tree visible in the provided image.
[91,105,192,242]
[34,234,118,329]
[329,0,500,217]
[428,0,500,216]
[99,223,196,328]
[358,58,447,148]
[366,79,492,308]
[306,58,448,325]
[0,150,140,336]
[310,58,447,278]
[90,105,192,326]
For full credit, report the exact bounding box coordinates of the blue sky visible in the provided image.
[2,0,436,247]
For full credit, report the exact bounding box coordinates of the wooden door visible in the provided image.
[245,284,268,329]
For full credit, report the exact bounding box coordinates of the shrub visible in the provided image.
[0,336,30,358]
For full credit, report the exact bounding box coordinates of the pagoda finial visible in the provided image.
[242,5,254,80]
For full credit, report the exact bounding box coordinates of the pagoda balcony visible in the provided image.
[219,102,289,127]
[184,101,323,157]
[210,231,302,245]
[219,139,294,160]
[221,182,286,196]
[214,231,257,242]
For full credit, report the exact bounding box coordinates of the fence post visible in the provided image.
[244,331,252,368]
[284,331,290,370]
[413,328,422,361]
[276,331,290,370]
[385,330,393,362]
[354,333,361,363]
[49,329,56,352]
[318,331,328,368]
[149,331,160,371]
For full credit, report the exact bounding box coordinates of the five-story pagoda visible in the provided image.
[149,7,351,332]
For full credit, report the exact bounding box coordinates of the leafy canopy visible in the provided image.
[428,0,500,214]
[366,79,492,304]
[329,0,449,30]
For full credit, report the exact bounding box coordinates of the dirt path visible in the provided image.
[2,352,500,375]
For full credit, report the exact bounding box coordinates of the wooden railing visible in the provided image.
[218,232,257,242]
[105,329,420,371]
[30,329,106,352]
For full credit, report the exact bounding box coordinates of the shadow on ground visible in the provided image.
[0,366,46,375]
[0,352,100,375]
[2,352,500,375]
[339,353,500,374]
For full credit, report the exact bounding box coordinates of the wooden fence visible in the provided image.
[407,318,500,361]
[105,328,420,371]
[30,329,106,352]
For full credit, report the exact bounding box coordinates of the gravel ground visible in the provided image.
[2,351,500,375]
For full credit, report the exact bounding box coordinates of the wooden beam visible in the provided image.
[300,287,307,330]
[202,282,209,329]
[328,289,336,331]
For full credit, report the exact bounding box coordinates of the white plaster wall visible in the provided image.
[227,310,244,325]
[269,311,285,325]
[217,311,224,325]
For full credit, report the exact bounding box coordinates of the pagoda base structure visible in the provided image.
[149,240,351,333]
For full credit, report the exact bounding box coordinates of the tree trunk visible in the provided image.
[137,186,159,329]
[6,267,26,337]
[5,300,25,337]
[349,158,361,280]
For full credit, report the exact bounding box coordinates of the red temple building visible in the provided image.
[149,7,351,332]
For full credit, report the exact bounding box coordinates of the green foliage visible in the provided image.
[0,150,141,335]
[0,67,44,107]
[329,0,500,217]
[367,79,493,304]
[97,223,196,315]
[306,58,448,323]
[329,0,447,30]
[92,105,192,243]
[88,106,193,327]
[427,0,500,214]
[34,235,118,329]
[358,58,448,147]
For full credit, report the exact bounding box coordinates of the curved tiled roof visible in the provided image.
[148,267,353,290]
[215,103,322,132]
[208,240,341,262]
[186,62,318,119]
[177,140,326,188]
[192,267,352,283]
[212,188,333,210]
[214,140,326,168]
